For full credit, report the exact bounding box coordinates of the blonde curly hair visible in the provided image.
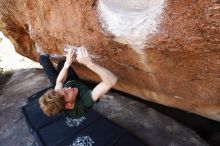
[39,89,66,116]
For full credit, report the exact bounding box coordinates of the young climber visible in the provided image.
[39,47,118,118]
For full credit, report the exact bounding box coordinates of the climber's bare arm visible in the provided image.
[76,47,118,101]
[55,49,75,90]
[86,63,117,101]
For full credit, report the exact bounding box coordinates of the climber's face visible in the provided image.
[57,87,78,102]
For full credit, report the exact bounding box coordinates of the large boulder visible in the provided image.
[0,0,220,121]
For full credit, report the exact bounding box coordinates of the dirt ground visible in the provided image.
[0,68,209,146]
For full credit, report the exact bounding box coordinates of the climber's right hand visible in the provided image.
[76,47,93,66]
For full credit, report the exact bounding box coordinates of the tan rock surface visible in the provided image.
[0,0,220,121]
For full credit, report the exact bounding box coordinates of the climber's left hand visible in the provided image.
[65,48,75,67]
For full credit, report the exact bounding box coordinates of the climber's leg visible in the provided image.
[39,55,58,86]
[57,60,80,83]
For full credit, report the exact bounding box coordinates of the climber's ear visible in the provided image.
[65,102,73,109]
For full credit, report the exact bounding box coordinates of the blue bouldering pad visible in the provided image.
[22,88,147,146]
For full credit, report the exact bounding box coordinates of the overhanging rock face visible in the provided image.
[0,0,220,121]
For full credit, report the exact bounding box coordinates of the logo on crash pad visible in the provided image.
[69,136,95,146]
[65,116,86,127]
